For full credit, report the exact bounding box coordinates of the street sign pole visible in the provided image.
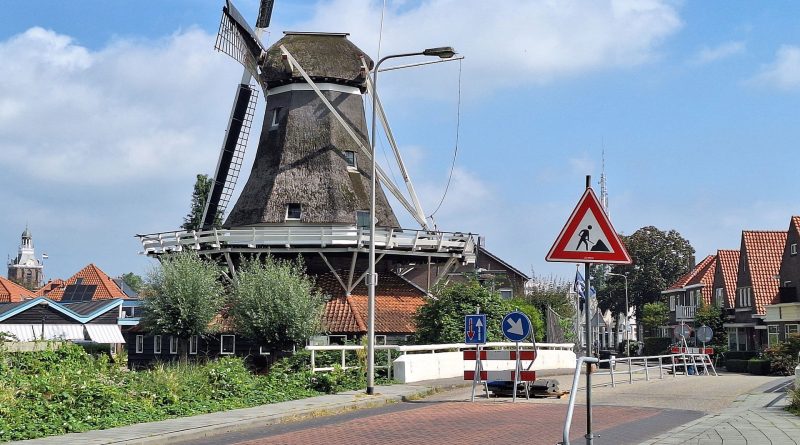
[584,261,594,445]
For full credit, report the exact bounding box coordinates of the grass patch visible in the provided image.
[0,343,389,442]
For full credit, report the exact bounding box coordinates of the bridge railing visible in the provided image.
[591,352,717,388]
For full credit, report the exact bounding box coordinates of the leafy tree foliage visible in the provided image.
[229,257,325,352]
[694,301,726,352]
[414,280,511,344]
[641,302,668,337]
[120,272,144,293]
[524,274,575,342]
[603,226,694,318]
[182,174,221,231]
[141,252,226,358]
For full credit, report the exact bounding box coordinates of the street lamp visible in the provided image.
[607,272,629,356]
[366,46,456,395]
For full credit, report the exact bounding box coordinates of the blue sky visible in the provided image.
[2,1,799,283]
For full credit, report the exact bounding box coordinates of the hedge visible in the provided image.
[724,351,757,361]
[642,337,671,356]
[747,359,771,375]
[725,359,749,373]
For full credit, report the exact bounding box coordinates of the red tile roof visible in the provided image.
[685,255,717,305]
[742,230,787,315]
[716,249,740,308]
[318,271,428,335]
[0,276,34,303]
[35,279,65,297]
[43,264,127,301]
[666,255,716,292]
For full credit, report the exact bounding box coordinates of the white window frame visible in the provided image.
[499,288,513,299]
[259,346,270,356]
[786,324,799,337]
[189,335,198,355]
[169,336,178,355]
[285,203,301,220]
[327,335,347,345]
[220,334,236,355]
[768,325,780,346]
[374,335,387,345]
[791,243,797,256]
[135,335,144,354]
[344,150,357,169]
[154,335,162,354]
[669,295,675,311]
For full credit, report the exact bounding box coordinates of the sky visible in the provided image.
[1,0,799,283]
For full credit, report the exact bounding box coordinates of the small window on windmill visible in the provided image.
[270,108,281,128]
[286,203,301,220]
[356,210,370,229]
[344,150,357,169]
[792,243,797,256]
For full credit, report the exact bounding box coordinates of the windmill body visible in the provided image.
[226,33,398,229]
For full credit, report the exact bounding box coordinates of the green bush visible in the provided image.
[642,337,671,356]
[762,334,800,376]
[789,386,800,415]
[747,358,771,375]
[724,351,757,361]
[0,342,373,442]
[725,359,749,373]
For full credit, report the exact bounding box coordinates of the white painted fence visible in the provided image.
[305,342,576,383]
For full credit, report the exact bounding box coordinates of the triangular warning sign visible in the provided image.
[546,188,632,264]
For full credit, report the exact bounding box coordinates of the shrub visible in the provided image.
[642,337,671,356]
[725,359,749,373]
[747,358,771,375]
[762,334,800,376]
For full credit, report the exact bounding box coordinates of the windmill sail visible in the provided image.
[202,1,273,229]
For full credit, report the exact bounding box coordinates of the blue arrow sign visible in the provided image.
[464,314,487,344]
[502,311,531,342]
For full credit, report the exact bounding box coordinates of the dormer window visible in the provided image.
[344,150,357,169]
[286,203,301,220]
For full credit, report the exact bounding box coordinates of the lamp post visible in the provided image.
[607,272,629,356]
[367,46,456,395]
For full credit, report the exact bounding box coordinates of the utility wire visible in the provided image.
[429,58,462,219]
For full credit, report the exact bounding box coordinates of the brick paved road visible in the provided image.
[197,400,698,445]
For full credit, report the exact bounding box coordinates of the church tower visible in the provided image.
[7,226,44,290]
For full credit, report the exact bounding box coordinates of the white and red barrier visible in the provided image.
[670,346,713,355]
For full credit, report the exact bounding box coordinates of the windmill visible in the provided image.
[200,0,275,230]
[139,0,475,293]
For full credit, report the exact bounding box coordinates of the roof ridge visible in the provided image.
[345,295,367,332]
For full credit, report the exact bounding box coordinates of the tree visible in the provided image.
[604,226,694,318]
[120,272,144,293]
[141,252,226,360]
[229,257,325,353]
[641,302,668,337]
[694,301,726,351]
[524,274,575,343]
[414,280,511,344]
[182,174,221,231]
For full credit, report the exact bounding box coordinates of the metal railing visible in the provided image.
[674,304,696,320]
[305,342,576,379]
[591,353,718,388]
[138,225,476,257]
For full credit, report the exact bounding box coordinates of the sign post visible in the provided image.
[501,310,532,402]
[546,176,632,445]
[465,310,487,402]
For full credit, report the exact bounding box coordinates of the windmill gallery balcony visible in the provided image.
[138,225,476,262]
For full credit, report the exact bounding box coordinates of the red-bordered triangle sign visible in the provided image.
[546,188,632,264]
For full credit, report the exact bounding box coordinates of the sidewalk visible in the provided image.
[13,378,468,445]
[640,380,799,445]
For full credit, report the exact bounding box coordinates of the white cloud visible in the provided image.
[689,41,745,65]
[0,27,241,185]
[282,0,682,96]
[750,45,800,90]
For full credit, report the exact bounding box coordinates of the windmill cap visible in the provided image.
[261,32,373,89]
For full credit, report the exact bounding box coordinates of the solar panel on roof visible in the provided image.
[61,284,97,302]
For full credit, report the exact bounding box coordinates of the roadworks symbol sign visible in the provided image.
[546,187,632,264]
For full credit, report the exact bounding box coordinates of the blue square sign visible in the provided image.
[465,314,487,344]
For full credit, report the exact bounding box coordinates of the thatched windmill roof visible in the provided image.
[261,32,372,89]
